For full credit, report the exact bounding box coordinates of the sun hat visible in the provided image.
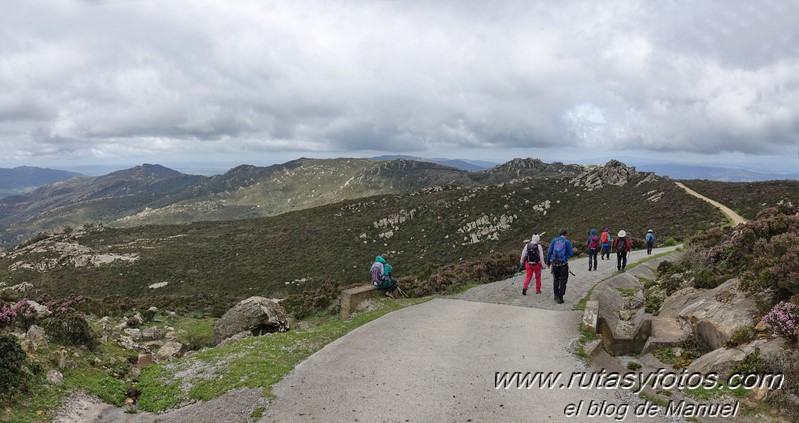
[531,234,540,243]
[618,230,627,237]
[647,229,653,233]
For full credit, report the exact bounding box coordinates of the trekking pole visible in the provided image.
[512,263,523,285]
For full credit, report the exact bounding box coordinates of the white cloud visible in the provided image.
[0,0,797,169]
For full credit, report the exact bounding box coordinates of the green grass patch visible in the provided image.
[137,296,428,412]
[617,288,638,297]
[172,317,216,350]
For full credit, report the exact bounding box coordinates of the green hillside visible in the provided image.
[0,168,720,300]
[678,179,799,220]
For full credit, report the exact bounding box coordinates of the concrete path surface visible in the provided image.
[262,247,685,423]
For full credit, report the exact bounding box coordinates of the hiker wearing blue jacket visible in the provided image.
[545,228,575,304]
[645,229,655,255]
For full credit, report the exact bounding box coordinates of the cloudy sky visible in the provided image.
[1,0,798,174]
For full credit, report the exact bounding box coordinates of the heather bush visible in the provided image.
[283,278,339,319]
[0,301,17,329]
[12,300,38,330]
[0,334,30,402]
[760,301,799,340]
[42,309,99,348]
[761,348,799,419]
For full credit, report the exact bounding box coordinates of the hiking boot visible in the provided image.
[536,290,541,294]
[386,290,395,298]
[522,288,527,296]
[557,297,564,304]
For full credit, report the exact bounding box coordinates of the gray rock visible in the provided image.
[218,331,253,346]
[25,300,52,319]
[51,349,68,369]
[116,335,137,351]
[155,341,186,362]
[27,325,47,346]
[124,328,142,340]
[212,296,289,345]
[127,312,144,328]
[47,370,64,386]
[137,353,154,367]
[658,278,757,350]
[141,326,164,341]
[129,367,141,380]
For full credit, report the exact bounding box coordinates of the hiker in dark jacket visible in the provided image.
[614,230,632,271]
[586,229,600,272]
[545,228,575,304]
[600,228,612,261]
[645,229,655,255]
[370,254,398,298]
[520,234,547,295]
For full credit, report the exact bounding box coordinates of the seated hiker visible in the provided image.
[370,254,398,298]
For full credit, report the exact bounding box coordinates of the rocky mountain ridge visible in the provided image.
[0,157,592,248]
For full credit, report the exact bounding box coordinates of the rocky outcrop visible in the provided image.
[213,297,289,345]
[687,337,786,376]
[658,278,758,350]
[155,341,187,362]
[570,160,654,190]
[2,225,138,272]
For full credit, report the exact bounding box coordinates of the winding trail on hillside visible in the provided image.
[675,182,748,226]
[262,246,685,423]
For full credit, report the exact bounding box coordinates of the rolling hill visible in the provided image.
[0,157,584,248]
[0,159,723,300]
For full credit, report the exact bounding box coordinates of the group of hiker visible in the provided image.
[519,228,656,304]
[370,227,656,305]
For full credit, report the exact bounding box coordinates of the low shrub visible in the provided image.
[644,295,663,314]
[663,238,678,247]
[0,335,30,402]
[725,326,756,348]
[42,309,99,348]
[282,278,339,319]
[760,301,799,340]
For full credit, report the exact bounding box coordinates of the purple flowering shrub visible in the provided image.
[0,302,17,328]
[695,206,799,295]
[761,301,799,339]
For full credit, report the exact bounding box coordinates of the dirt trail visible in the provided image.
[675,181,748,226]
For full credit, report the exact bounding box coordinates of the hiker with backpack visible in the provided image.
[545,228,575,304]
[614,230,632,272]
[370,254,398,298]
[519,233,547,295]
[600,227,612,261]
[645,229,655,255]
[586,229,600,271]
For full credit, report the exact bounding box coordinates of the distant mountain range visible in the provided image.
[0,166,82,197]
[370,155,497,172]
[0,157,579,247]
[630,163,798,182]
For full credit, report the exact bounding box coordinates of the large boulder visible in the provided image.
[658,278,758,350]
[213,297,289,345]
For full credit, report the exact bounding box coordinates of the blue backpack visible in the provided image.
[551,238,567,264]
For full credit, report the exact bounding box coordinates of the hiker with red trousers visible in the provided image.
[614,230,632,272]
[545,228,575,304]
[520,233,547,295]
[586,228,600,271]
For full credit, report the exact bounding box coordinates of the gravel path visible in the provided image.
[675,182,748,226]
